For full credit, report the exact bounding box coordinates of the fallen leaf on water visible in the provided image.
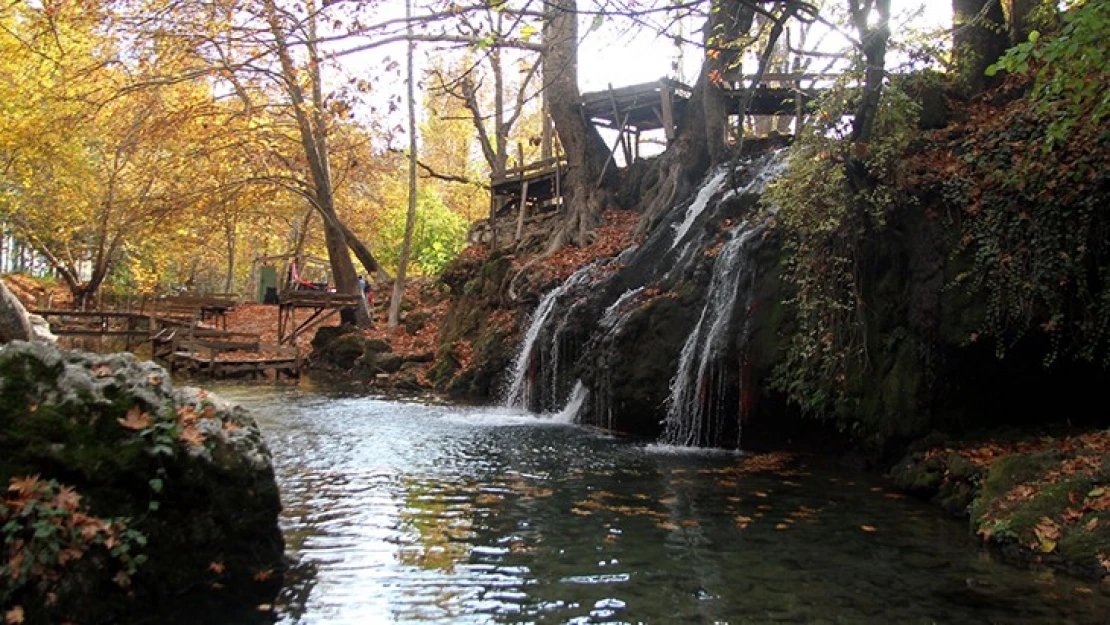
[571,508,592,516]
[680,520,699,528]
[861,525,878,533]
[775,523,789,530]
[657,521,679,531]
[1075,586,1093,594]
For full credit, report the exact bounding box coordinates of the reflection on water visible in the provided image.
[210,384,1110,624]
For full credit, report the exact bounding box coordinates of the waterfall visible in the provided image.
[671,168,729,250]
[504,263,598,410]
[553,381,589,424]
[661,222,764,447]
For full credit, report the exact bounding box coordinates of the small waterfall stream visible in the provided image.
[504,263,599,410]
[662,223,765,447]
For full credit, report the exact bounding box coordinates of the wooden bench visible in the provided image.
[149,294,238,329]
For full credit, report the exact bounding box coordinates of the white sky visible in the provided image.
[577,1,955,91]
[337,2,956,153]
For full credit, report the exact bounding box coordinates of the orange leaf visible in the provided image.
[8,475,40,497]
[180,426,206,447]
[253,569,274,582]
[860,525,878,533]
[118,407,153,431]
[53,486,81,512]
[5,606,24,625]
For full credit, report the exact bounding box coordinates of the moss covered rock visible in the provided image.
[0,342,283,623]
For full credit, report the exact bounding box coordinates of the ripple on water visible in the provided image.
[197,386,1110,625]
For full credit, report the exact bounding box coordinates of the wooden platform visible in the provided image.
[148,294,238,329]
[32,310,153,351]
[581,78,691,139]
[278,289,362,345]
[164,341,300,379]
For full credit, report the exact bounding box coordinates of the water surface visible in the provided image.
[212,384,1110,624]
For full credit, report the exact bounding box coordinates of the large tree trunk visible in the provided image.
[266,0,365,326]
[703,1,756,165]
[633,0,755,232]
[542,0,612,250]
[952,0,1009,95]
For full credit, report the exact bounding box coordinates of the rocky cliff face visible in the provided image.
[0,342,284,623]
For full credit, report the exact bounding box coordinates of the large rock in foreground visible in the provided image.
[0,342,284,623]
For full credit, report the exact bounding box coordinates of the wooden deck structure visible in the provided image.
[481,158,569,249]
[36,304,306,379]
[162,334,300,379]
[147,294,238,329]
[581,78,692,180]
[471,73,839,250]
[277,289,362,346]
[32,310,153,351]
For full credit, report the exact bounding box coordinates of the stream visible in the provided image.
[209,383,1110,624]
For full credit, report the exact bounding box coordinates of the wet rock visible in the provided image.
[404,311,430,335]
[375,353,405,374]
[0,342,283,623]
[365,338,393,354]
[0,281,33,343]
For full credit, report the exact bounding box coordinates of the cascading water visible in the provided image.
[662,221,765,448]
[503,263,599,411]
[502,149,787,439]
[553,380,589,423]
[672,168,729,249]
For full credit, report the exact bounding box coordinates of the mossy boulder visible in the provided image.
[0,342,284,623]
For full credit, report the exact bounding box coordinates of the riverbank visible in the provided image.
[892,427,1110,581]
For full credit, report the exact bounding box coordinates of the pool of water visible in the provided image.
[210,383,1110,624]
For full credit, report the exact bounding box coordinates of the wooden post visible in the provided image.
[660,84,676,142]
[606,84,633,167]
[554,141,562,211]
[515,180,530,243]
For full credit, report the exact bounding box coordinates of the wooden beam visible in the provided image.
[660,86,675,142]
[515,179,530,243]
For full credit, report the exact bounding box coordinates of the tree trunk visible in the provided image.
[1003,0,1043,45]
[265,0,365,326]
[633,0,755,233]
[542,0,612,250]
[389,0,419,330]
[953,0,1009,95]
[224,220,236,294]
[336,220,388,283]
